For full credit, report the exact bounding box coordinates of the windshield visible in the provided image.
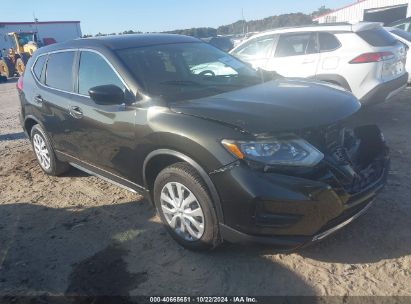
[116,42,263,101]
[16,33,36,45]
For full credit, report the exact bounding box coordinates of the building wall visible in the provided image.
[315,0,411,23]
[0,22,81,50]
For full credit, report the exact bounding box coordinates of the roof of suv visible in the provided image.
[248,22,383,39]
[35,34,201,54]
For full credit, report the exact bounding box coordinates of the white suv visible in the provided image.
[230,23,408,104]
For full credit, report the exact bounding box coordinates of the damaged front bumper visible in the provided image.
[212,125,390,250]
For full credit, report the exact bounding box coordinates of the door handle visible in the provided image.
[302,59,315,64]
[69,106,83,119]
[34,95,44,104]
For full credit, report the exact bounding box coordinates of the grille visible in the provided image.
[303,123,385,196]
[324,124,341,152]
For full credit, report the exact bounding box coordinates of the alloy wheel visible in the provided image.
[33,133,51,170]
[160,182,205,241]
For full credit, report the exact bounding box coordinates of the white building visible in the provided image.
[0,21,82,50]
[314,0,411,24]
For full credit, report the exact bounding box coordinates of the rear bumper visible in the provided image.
[360,73,408,105]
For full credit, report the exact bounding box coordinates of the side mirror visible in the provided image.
[88,85,125,105]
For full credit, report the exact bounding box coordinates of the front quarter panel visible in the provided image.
[142,106,240,174]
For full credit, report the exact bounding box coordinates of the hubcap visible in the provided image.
[160,182,205,241]
[33,134,51,170]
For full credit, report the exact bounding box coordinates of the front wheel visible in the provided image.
[154,163,221,251]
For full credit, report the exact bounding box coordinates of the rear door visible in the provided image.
[32,50,76,153]
[317,32,343,75]
[65,50,138,181]
[265,32,320,77]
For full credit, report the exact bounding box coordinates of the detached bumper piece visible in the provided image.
[216,124,389,249]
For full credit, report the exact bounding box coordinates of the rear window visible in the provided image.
[357,28,397,47]
[275,33,317,57]
[45,51,75,92]
[33,55,47,80]
[319,32,341,52]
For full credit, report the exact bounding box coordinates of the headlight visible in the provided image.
[221,138,324,167]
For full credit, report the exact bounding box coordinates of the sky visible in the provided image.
[2,0,354,35]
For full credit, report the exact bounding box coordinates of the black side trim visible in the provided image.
[359,73,408,105]
[219,224,308,250]
[143,149,224,224]
[56,150,149,197]
[313,74,352,91]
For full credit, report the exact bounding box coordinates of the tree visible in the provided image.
[163,27,217,38]
[312,6,332,18]
[216,13,313,35]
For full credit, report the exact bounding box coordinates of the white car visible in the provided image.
[230,23,408,104]
[386,27,411,82]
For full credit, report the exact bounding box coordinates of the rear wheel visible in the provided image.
[0,58,14,78]
[154,162,221,250]
[30,124,70,176]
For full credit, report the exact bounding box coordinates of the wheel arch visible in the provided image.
[313,74,352,92]
[23,115,41,138]
[143,149,224,224]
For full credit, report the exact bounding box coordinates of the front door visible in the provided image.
[231,35,277,70]
[65,50,138,182]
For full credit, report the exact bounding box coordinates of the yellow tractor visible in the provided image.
[0,31,40,78]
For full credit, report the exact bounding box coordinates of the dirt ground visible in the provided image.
[0,79,410,297]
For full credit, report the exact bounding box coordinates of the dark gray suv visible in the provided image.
[17,34,389,250]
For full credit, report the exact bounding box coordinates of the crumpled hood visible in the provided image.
[170,78,361,135]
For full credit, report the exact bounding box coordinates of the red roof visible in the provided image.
[313,0,367,20]
[0,21,80,25]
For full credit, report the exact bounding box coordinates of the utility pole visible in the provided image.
[242,8,246,35]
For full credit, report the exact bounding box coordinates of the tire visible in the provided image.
[30,124,70,176]
[15,57,26,76]
[154,162,221,251]
[0,58,14,78]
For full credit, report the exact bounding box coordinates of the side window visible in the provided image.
[275,33,317,57]
[233,36,276,59]
[393,22,410,32]
[45,51,75,92]
[78,51,125,96]
[319,32,341,52]
[33,55,47,80]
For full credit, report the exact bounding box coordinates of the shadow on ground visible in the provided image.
[0,201,315,298]
[0,77,18,84]
[0,132,26,142]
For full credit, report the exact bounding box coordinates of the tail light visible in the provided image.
[16,76,23,91]
[349,52,394,64]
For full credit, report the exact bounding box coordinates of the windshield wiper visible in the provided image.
[159,80,204,87]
